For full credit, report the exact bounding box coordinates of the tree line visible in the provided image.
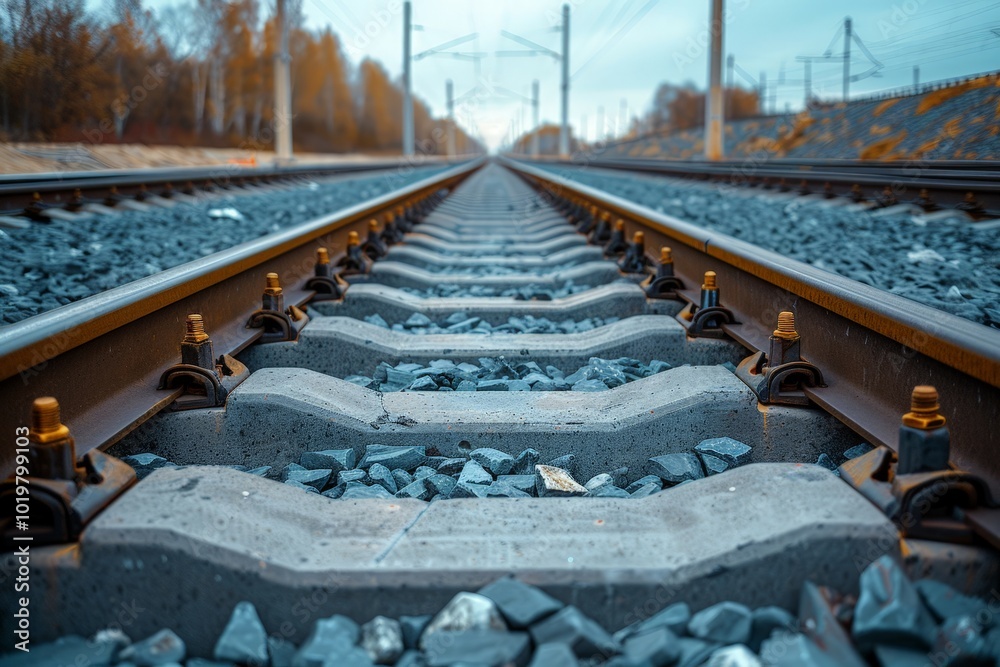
[0,0,479,155]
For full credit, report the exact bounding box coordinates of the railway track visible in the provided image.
[531,155,1000,219]
[2,159,999,664]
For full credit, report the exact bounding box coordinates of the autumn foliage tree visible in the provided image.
[641,81,760,135]
[0,0,479,155]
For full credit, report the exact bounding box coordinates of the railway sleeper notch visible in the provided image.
[840,386,998,546]
[159,314,249,411]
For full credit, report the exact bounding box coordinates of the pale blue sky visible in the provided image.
[89,0,1000,149]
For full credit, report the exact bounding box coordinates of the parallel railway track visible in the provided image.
[1,157,998,661]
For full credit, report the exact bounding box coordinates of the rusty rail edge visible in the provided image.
[502,157,1000,497]
[0,158,485,476]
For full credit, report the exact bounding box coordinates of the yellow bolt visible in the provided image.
[347,231,360,246]
[902,385,946,430]
[633,231,644,244]
[264,272,282,296]
[183,314,210,343]
[396,205,404,215]
[772,311,799,340]
[601,211,611,222]
[30,397,70,444]
[702,271,717,291]
[614,219,625,231]
[369,218,379,231]
[316,247,330,265]
[384,211,394,223]
[660,247,673,264]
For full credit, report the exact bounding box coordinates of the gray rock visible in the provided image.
[496,475,537,495]
[649,453,705,485]
[815,453,837,471]
[931,616,994,666]
[285,468,331,490]
[630,482,661,498]
[798,582,866,667]
[478,379,510,391]
[360,616,404,665]
[395,478,433,500]
[359,445,427,472]
[614,602,691,643]
[543,454,577,475]
[404,312,433,328]
[213,601,268,666]
[478,576,564,629]
[408,375,439,391]
[300,449,355,472]
[459,459,494,486]
[624,627,680,666]
[571,378,609,392]
[342,484,395,500]
[119,629,186,666]
[915,579,987,623]
[455,380,478,391]
[512,448,541,474]
[281,462,307,478]
[486,480,531,498]
[699,453,729,476]
[535,465,587,497]
[695,437,752,466]
[424,474,457,498]
[528,642,580,667]
[412,465,436,480]
[530,606,620,658]
[245,466,271,477]
[367,463,398,494]
[591,485,630,498]
[292,615,360,667]
[688,601,753,645]
[584,473,614,491]
[338,469,367,485]
[268,636,296,667]
[750,606,796,652]
[392,469,414,488]
[760,631,846,667]
[676,637,722,667]
[420,592,507,649]
[626,475,664,493]
[435,458,467,475]
[399,615,431,649]
[470,448,516,476]
[449,481,488,498]
[123,453,177,480]
[422,630,530,667]
[707,644,763,666]
[852,555,937,650]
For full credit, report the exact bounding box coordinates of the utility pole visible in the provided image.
[531,80,540,157]
[913,65,920,91]
[559,3,570,156]
[759,71,767,115]
[619,98,627,139]
[725,54,734,118]
[274,0,292,161]
[704,0,724,160]
[446,79,455,158]
[843,16,852,102]
[804,59,812,105]
[596,106,604,141]
[402,1,414,157]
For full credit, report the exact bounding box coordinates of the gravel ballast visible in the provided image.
[363,311,621,335]
[0,166,447,324]
[542,165,1000,329]
[8,555,997,666]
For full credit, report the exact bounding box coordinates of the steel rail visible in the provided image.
[502,157,1000,500]
[0,158,485,476]
[522,156,1000,214]
[0,155,463,213]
